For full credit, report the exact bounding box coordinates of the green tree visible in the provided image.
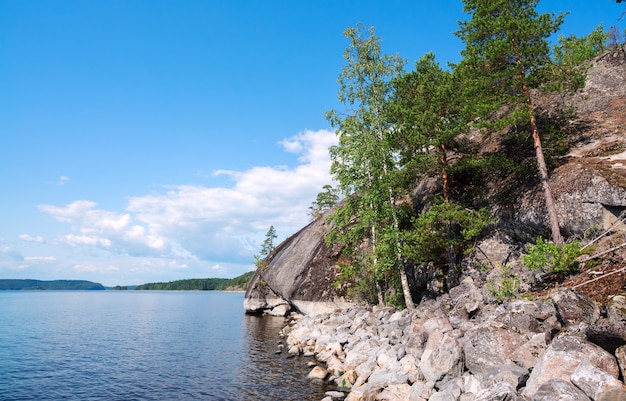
[388,52,469,202]
[402,199,491,284]
[387,53,490,284]
[260,225,277,256]
[325,24,414,308]
[254,225,277,269]
[456,0,566,244]
[309,184,340,220]
[546,25,607,92]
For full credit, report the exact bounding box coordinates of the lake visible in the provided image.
[0,291,332,400]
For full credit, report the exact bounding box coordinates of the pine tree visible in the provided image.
[456,0,565,244]
[254,225,277,269]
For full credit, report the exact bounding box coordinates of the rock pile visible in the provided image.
[283,279,626,401]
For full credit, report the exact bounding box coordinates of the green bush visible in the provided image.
[487,264,520,303]
[522,237,582,274]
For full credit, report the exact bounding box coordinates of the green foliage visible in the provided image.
[456,0,565,128]
[135,271,254,291]
[333,259,380,305]
[309,184,340,220]
[254,225,277,269]
[325,23,414,307]
[487,264,521,303]
[553,25,607,67]
[456,0,569,245]
[402,199,491,270]
[522,237,582,274]
[387,53,470,202]
[260,225,277,257]
[544,25,608,92]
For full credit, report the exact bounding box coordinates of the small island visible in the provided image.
[134,271,254,291]
[0,279,105,291]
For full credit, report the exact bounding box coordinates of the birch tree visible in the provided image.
[325,24,414,309]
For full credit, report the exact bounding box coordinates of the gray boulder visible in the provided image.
[474,381,519,401]
[419,329,464,383]
[531,379,591,401]
[462,324,526,376]
[244,214,352,315]
[523,332,620,398]
[570,360,626,401]
[550,289,600,326]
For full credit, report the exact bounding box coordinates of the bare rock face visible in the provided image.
[244,213,351,316]
[516,45,626,239]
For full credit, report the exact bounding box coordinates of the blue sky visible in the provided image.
[1,0,624,286]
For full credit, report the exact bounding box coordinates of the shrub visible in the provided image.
[522,237,582,274]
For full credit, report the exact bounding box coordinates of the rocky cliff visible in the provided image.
[244,46,626,316]
[243,213,350,316]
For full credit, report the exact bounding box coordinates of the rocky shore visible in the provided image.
[282,281,626,401]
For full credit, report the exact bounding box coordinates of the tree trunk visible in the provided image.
[440,143,449,203]
[513,38,563,245]
[529,109,564,245]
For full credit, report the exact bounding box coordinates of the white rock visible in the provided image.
[571,360,626,401]
[307,365,328,380]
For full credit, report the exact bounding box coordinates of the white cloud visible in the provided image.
[62,234,112,248]
[24,256,56,262]
[19,234,44,243]
[35,129,338,280]
[126,129,337,261]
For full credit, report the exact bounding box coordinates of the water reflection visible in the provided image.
[238,314,334,401]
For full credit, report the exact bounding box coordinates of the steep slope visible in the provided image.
[244,46,626,315]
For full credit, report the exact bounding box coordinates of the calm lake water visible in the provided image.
[0,291,331,400]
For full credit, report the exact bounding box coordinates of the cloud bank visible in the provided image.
[15,129,338,283]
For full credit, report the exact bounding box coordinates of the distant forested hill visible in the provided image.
[0,279,105,290]
[135,271,254,291]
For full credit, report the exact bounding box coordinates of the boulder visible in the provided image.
[406,381,434,400]
[570,360,626,401]
[616,345,626,381]
[374,383,410,401]
[308,365,329,380]
[523,332,620,398]
[473,381,519,401]
[462,324,526,376]
[244,212,353,316]
[531,379,591,401]
[419,330,464,383]
[550,289,600,326]
[481,362,529,390]
[509,333,548,370]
